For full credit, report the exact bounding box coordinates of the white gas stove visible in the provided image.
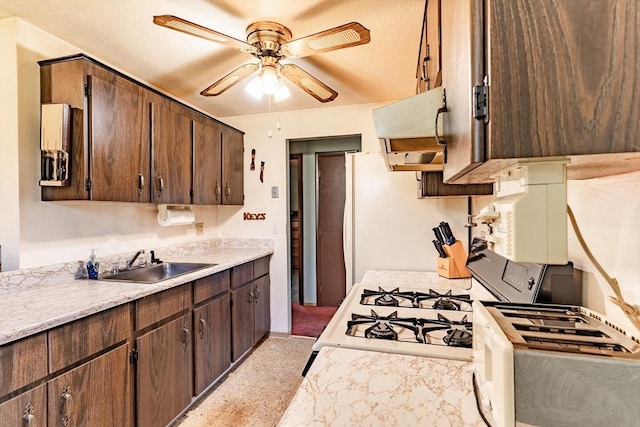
[308,278,491,363]
[303,238,583,376]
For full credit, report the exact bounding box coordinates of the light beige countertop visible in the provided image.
[279,269,487,427]
[0,240,273,346]
[278,346,484,427]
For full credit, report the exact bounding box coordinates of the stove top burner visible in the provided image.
[443,329,473,348]
[433,298,460,311]
[360,287,472,311]
[346,310,473,347]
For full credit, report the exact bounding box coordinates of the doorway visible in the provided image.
[288,135,361,337]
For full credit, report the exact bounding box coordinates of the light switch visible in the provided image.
[271,186,279,198]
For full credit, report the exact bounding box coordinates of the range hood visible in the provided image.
[372,87,445,172]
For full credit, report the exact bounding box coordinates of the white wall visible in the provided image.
[220,104,469,334]
[566,171,640,333]
[1,18,220,270]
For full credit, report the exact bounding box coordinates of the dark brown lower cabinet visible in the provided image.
[194,293,231,394]
[47,343,130,427]
[231,283,255,362]
[136,314,193,427]
[254,275,271,344]
[0,383,47,426]
[231,271,271,362]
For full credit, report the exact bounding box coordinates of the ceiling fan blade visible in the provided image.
[153,15,258,54]
[280,64,338,103]
[200,63,259,96]
[280,22,370,58]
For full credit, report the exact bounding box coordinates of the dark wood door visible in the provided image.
[316,153,346,307]
[136,314,192,427]
[47,344,130,427]
[221,127,244,205]
[193,118,222,205]
[253,275,271,344]
[194,293,231,395]
[152,102,192,204]
[231,283,254,361]
[89,75,150,202]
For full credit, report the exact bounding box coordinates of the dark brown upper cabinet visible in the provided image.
[221,127,244,206]
[151,101,193,205]
[439,0,640,184]
[39,54,245,205]
[88,75,150,202]
[193,117,223,205]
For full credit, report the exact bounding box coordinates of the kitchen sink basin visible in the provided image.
[100,262,216,284]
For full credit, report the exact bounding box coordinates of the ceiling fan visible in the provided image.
[153,15,370,103]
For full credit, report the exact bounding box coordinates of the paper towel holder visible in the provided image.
[157,204,194,222]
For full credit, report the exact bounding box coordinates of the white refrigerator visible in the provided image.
[343,152,470,291]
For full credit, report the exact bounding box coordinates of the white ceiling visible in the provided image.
[0,0,425,119]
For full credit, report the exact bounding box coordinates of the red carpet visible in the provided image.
[291,302,337,337]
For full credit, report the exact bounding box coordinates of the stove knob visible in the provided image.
[527,277,535,290]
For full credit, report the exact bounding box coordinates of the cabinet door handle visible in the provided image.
[254,286,260,301]
[182,324,189,351]
[157,175,164,199]
[225,183,231,199]
[215,182,220,201]
[22,402,35,427]
[138,173,145,192]
[248,290,254,303]
[199,317,206,340]
[60,383,72,423]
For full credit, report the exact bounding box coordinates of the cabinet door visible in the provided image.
[194,293,231,394]
[221,127,244,205]
[253,275,271,344]
[440,0,484,183]
[89,75,150,202]
[425,0,441,90]
[231,283,254,361]
[193,118,222,205]
[0,383,47,427]
[136,314,193,427]
[47,343,130,427]
[152,102,193,204]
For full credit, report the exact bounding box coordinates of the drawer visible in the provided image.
[194,270,230,304]
[254,256,270,279]
[231,262,253,289]
[0,333,48,397]
[49,303,131,373]
[137,283,192,330]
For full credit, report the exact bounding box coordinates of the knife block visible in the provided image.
[437,241,471,279]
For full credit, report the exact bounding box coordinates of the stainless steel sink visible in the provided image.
[100,262,216,284]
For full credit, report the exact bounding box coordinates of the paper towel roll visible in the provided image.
[157,207,195,227]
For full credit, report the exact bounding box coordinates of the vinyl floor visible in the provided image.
[174,336,315,427]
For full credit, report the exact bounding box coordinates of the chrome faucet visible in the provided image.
[126,249,145,269]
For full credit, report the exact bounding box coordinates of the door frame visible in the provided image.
[290,153,304,305]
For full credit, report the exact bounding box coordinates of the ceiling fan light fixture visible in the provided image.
[261,65,279,95]
[274,80,291,102]
[245,76,264,100]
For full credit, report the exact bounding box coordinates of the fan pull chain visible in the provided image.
[276,97,282,131]
[267,96,273,138]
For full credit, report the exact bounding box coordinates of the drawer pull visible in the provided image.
[22,402,35,426]
[199,317,206,340]
[182,324,189,351]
